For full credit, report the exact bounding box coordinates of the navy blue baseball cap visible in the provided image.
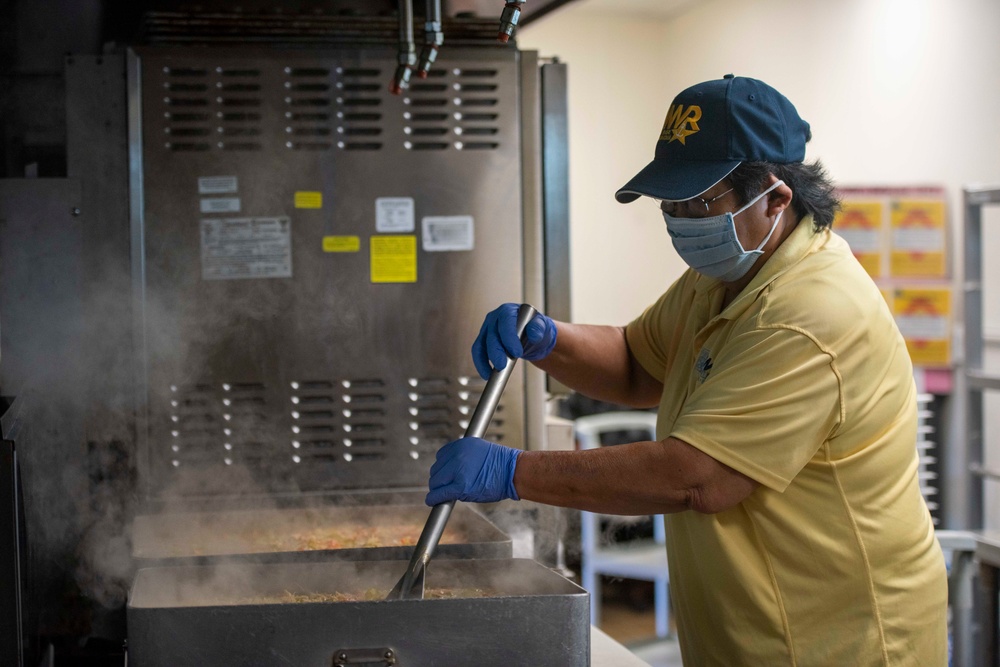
[615,74,811,203]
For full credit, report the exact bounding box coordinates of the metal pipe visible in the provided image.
[497,1,525,44]
[388,303,538,600]
[416,0,443,78]
[389,0,416,95]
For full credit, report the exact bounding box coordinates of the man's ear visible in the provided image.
[765,175,793,218]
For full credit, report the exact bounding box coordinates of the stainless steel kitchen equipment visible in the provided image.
[127,20,564,502]
[389,303,535,599]
[1,396,30,667]
[119,13,584,663]
[0,3,573,662]
[131,502,511,565]
[127,558,590,667]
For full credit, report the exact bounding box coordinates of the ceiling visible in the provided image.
[445,0,575,24]
[570,0,699,19]
[444,0,698,25]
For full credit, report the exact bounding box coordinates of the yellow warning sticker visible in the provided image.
[371,235,417,283]
[294,191,323,209]
[323,236,360,252]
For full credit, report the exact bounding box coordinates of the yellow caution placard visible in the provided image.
[294,191,323,209]
[834,201,884,278]
[370,235,417,283]
[890,200,946,278]
[836,186,952,368]
[892,286,951,367]
[322,236,360,253]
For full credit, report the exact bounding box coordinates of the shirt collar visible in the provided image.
[691,215,826,316]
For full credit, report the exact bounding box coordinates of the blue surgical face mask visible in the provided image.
[662,180,785,283]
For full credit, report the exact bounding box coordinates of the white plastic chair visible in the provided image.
[575,411,670,639]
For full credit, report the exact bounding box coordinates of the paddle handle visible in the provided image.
[393,303,538,597]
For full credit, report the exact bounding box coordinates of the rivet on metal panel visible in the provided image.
[331,647,396,666]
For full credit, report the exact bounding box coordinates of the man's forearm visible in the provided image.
[532,322,662,408]
[513,441,693,515]
[513,437,759,516]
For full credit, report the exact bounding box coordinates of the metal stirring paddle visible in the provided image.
[387,303,538,600]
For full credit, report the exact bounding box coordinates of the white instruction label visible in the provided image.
[891,227,944,251]
[198,176,239,194]
[201,217,292,280]
[422,216,474,252]
[200,197,241,213]
[376,197,415,233]
[838,228,880,253]
[895,314,949,339]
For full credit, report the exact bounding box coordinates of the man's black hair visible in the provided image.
[729,160,841,230]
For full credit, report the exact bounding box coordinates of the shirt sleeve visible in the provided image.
[625,272,698,383]
[669,325,842,492]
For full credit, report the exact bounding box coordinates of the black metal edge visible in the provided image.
[0,396,21,440]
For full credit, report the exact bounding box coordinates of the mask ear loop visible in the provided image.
[734,180,785,252]
[753,210,783,252]
[733,179,785,216]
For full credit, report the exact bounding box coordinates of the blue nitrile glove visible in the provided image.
[471,303,558,380]
[425,436,521,506]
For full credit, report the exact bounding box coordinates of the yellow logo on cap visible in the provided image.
[660,104,701,144]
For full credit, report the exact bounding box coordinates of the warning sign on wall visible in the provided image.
[834,201,884,277]
[200,217,292,280]
[890,200,947,278]
[892,286,951,367]
[370,235,417,283]
[836,185,952,370]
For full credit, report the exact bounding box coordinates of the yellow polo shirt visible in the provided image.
[625,217,947,666]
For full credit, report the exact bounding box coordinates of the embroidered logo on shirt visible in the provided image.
[695,348,713,383]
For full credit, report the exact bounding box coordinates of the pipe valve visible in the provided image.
[417,24,443,78]
[417,0,444,78]
[390,59,414,95]
[390,0,417,94]
[497,1,525,44]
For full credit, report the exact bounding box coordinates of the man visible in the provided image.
[427,74,947,665]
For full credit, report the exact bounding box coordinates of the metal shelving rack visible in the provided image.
[937,185,1000,667]
[950,185,1000,531]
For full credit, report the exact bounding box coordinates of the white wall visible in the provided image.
[521,0,1000,528]
[522,0,1000,320]
[518,11,685,326]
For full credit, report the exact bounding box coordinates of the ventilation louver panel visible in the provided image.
[404,376,507,460]
[289,378,390,464]
[165,382,269,468]
[284,66,334,151]
[161,66,264,152]
[162,66,212,152]
[402,69,450,151]
[159,60,504,155]
[401,67,501,151]
[453,67,501,151]
[334,67,384,151]
[216,67,263,151]
[160,374,510,474]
